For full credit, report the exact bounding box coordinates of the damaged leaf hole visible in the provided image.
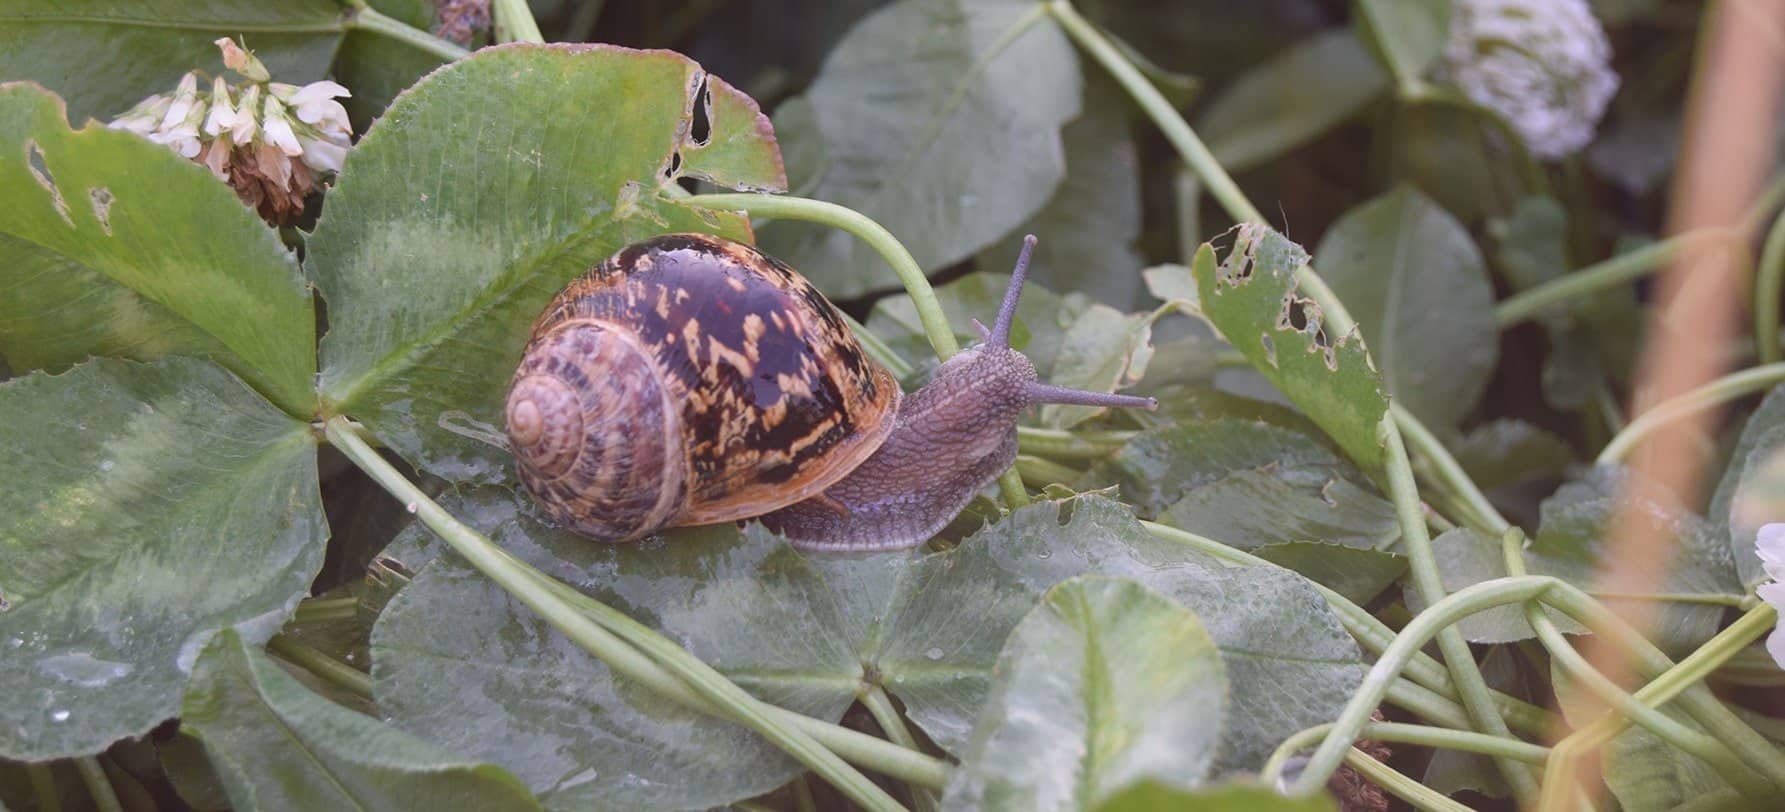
[1276,293,1339,371]
[690,75,712,147]
[25,140,73,227]
[89,187,114,235]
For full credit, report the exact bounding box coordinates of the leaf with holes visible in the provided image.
[1315,186,1497,429]
[1191,224,1389,472]
[181,629,539,812]
[942,576,1228,809]
[309,43,786,484]
[0,83,316,417]
[755,0,1081,297]
[0,357,325,761]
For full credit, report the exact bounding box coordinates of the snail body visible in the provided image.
[506,233,1154,551]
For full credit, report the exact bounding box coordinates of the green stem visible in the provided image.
[26,762,59,812]
[1757,207,1785,364]
[1380,421,1541,798]
[1344,748,1473,812]
[322,418,923,808]
[1046,0,1265,225]
[1015,454,1080,487]
[1534,589,1785,795]
[492,0,545,43]
[1599,362,1785,463]
[1500,172,1785,330]
[267,634,373,700]
[292,596,359,624]
[681,194,958,360]
[74,757,120,812]
[1015,427,1135,460]
[862,686,938,812]
[1267,721,1551,779]
[1141,521,1554,735]
[1385,679,1472,730]
[1281,576,1557,795]
[346,7,472,62]
[1394,403,1507,535]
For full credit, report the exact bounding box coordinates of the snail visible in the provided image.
[504,232,1155,551]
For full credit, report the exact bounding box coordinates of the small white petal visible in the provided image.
[267,83,300,102]
[1767,625,1785,671]
[298,137,349,174]
[289,80,350,107]
[203,79,236,138]
[263,116,302,157]
[161,72,201,129]
[1756,581,1785,608]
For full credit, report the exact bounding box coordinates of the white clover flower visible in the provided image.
[105,37,353,222]
[229,84,261,144]
[1758,523,1785,668]
[260,95,303,157]
[1443,0,1620,159]
[159,71,202,131]
[108,94,171,136]
[202,77,237,139]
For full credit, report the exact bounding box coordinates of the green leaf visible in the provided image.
[1553,664,1731,812]
[1314,186,1496,429]
[757,0,1082,297]
[1198,29,1388,173]
[1162,470,1405,603]
[381,492,1363,782]
[1534,467,1743,651]
[881,498,1366,773]
[1038,303,1159,429]
[309,43,786,483]
[1094,779,1336,812]
[1192,224,1389,472]
[0,357,325,760]
[183,629,538,811]
[1489,196,1639,412]
[0,83,317,417]
[942,577,1228,810]
[1410,528,1586,644]
[1708,384,1785,588]
[1144,263,1198,308]
[1353,0,1449,87]
[0,0,343,125]
[330,29,454,133]
[1096,417,1344,516]
[1450,419,1575,491]
[157,733,232,812]
[1387,95,1529,222]
[977,72,1147,309]
[373,496,856,810]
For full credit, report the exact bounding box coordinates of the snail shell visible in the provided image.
[505,233,899,540]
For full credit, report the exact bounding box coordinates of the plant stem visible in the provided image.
[267,634,373,700]
[1046,0,1265,225]
[1267,721,1551,779]
[1757,206,1785,364]
[1141,521,1554,735]
[1281,576,1556,795]
[1599,362,1785,463]
[492,0,545,43]
[322,418,926,808]
[292,596,359,624]
[862,687,939,812]
[1499,171,1785,329]
[26,762,59,812]
[346,7,472,62]
[1379,422,1541,798]
[73,757,120,812]
[1345,747,1474,812]
[681,194,959,360]
[1015,454,1080,487]
[1015,427,1135,460]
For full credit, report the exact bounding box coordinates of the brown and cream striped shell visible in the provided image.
[505,233,900,541]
